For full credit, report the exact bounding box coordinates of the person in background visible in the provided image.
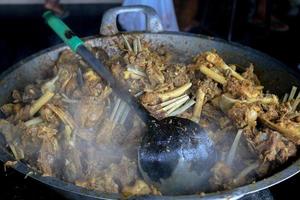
[249,0,289,31]
[288,0,300,16]
[44,0,68,17]
[174,0,200,32]
[118,0,179,32]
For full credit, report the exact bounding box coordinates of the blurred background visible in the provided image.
[1,0,300,199]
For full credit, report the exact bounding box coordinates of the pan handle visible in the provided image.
[100,5,164,36]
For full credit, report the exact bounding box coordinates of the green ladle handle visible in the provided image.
[43,11,84,52]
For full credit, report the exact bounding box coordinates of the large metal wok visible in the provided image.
[1,6,300,200]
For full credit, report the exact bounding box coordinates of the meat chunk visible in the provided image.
[253,129,296,163]
[228,102,261,128]
[145,63,165,87]
[22,84,41,103]
[75,175,119,193]
[107,156,137,187]
[195,78,221,102]
[36,125,60,176]
[164,64,190,87]
[242,64,260,85]
[225,77,263,99]
[209,161,233,190]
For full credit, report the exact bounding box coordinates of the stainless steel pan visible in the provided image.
[1,6,300,200]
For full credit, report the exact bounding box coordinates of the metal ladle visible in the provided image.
[43,11,217,195]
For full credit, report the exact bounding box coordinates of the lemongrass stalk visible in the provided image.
[259,117,300,144]
[221,64,244,81]
[235,162,259,183]
[134,91,144,97]
[121,35,133,52]
[133,38,138,55]
[292,99,300,112]
[127,66,147,77]
[120,106,130,125]
[137,36,142,52]
[154,94,187,109]
[169,99,195,117]
[199,65,227,84]
[110,98,121,121]
[165,97,189,116]
[192,88,205,123]
[226,129,243,166]
[296,91,300,99]
[282,93,288,103]
[288,86,298,101]
[24,117,43,127]
[158,82,192,101]
[114,101,127,123]
[159,96,189,113]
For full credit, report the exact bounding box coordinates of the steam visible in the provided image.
[226,129,243,166]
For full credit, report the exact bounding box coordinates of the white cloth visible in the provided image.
[118,0,179,31]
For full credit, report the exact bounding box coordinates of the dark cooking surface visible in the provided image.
[1,161,298,200]
[1,2,300,200]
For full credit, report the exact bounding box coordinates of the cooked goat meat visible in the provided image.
[225,77,263,99]
[260,104,279,121]
[74,97,106,128]
[164,64,190,87]
[75,175,119,193]
[35,125,60,176]
[145,63,165,87]
[22,84,41,103]
[228,102,261,128]
[12,90,22,103]
[209,161,233,190]
[82,69,104,97]
[122,180,161,197]
[254,128,296,163]
[0,103,14,117]
[39,107,60,128]
[2,39,300,197]
[195,78,221,102]
[107,156,137,187]
[242,64,260,85]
